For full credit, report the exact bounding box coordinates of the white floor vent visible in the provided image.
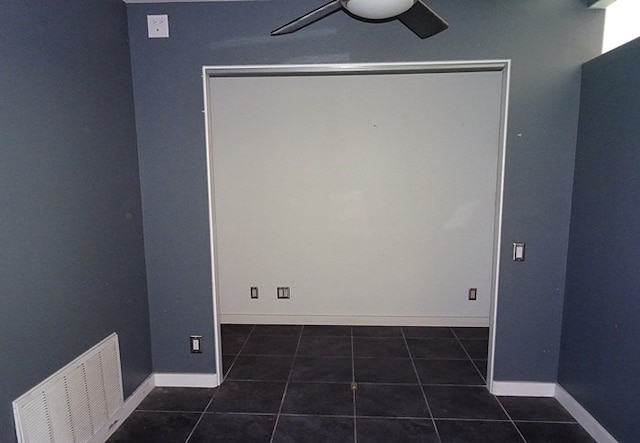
[12,333,124,443]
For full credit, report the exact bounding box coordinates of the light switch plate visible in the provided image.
[147,14,169,38]
[513,242,526,262]
[190,335,202,353]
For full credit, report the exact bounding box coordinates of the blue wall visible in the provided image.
[126,0,603,379]
[0,1,151,441]
[559,37,640,442]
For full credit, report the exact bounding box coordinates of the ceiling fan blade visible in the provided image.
[271,0,343,36]
[397,1,448,39]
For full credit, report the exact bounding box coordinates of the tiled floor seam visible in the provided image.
[450,327,526,442]
[402,327,442,443]
[268,325,304,443]
[221,324,256,378]
[493,395,528,442]
[450,327,487,384]
[434,417,516,422]
[184,386,219,443]
[351,327,358,443]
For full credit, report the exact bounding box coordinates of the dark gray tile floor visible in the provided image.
[108,325,595,443]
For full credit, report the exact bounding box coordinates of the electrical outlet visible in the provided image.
[147,14,169,38]
[468,288,477,301]
[250,287,259,299]
[190,335,202,353]
[277,287,290,299]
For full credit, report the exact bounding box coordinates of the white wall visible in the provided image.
[209,69,503,325]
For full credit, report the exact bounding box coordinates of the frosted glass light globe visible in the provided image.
[341,0,416,20]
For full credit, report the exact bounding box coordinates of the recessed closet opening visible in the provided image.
[203,61,510,389]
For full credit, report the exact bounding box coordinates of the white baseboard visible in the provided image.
[490,381,556,397]
[555,385,618,443]
[95,372,222,441]
[490,382,618,443]
[95,374,155,443]
[219,314,489,327]
[154,372,221,388]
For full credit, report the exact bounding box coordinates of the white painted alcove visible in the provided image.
[202,61,510,386]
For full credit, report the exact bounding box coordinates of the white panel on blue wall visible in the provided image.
[209,69,503,324]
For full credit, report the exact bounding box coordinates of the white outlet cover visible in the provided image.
[147,14,169,38]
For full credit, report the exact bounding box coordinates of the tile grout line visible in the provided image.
[221,324,256,379]
[351,326,357,443]
[185,324,257,442]
[269,325,303,443]
[450,327,487,384]
[183,385,221,442]
[494,398,528,443]
[402,326,443,443]
[451,328,527,443]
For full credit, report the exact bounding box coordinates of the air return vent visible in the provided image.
[12,333,124,443]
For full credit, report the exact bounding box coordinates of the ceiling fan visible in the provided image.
[271,0,448,39]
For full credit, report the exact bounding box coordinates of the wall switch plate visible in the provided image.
[277,287,290,299]
[513,242,526,262]
[147,14,169,38]
[468,288,477,301]
[190,335,202,353]
[250,287,259,299]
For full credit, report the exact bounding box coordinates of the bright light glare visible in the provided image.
[602,0,640,53]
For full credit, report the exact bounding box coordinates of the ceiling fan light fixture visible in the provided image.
[341,0,416,20]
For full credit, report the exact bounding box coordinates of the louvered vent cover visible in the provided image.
[12,333,124,443]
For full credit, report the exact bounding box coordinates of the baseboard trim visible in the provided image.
[490,381,556,397]
[555,385,618,443]
[219,314,489,327]
[153,372,221,388]
[99,373,220,443]
[97,374,155,443]
[490,382,618,442]
[98,372,222,440]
